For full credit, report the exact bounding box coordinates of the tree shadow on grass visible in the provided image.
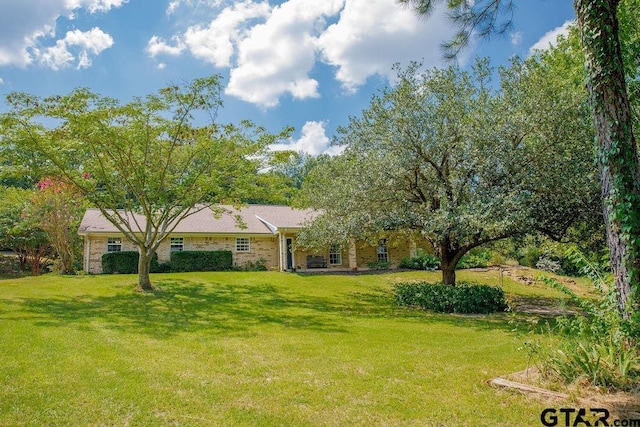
[1,277,541,339]
[4,279,352,339]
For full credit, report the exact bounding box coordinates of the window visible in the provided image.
[107,237,122,252]
[329,244,342,265]
[170,237,184,252]
[377,239,388,262]
[236,237,250,252]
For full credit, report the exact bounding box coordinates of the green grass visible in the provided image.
[0,270,570,426]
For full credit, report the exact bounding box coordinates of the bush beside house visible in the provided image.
[170,250,233,272]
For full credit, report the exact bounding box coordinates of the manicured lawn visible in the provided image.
[0,269,569,426]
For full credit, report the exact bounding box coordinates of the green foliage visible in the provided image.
[523,249,640,391]
[240,258,268,272]
[0,254,22,275]
[170,250,233,272]
[457,248,492,269]
[1,77,291,290]
[534,254,563,275]
[101,251,163,274]
[517,246,541,268]
[30,178,85,275]
[394,281,508,314]
[0,186,52,275]
[366,260,391,270]
[102,251,140,275]
[299,56,598,286]
[399,254,440,271]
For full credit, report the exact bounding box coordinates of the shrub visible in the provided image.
[102,251,162,274]
[242,258,268,271]
[457,248,492,269]
[522,249,640,391]
[0,254,22,275]
[367,260,391,270]
[170,250,233,272]
[518,246,542,267]
[394,281,508,314]
[102,251,139,274]
[535,254,563,274]
[399,254,440,271]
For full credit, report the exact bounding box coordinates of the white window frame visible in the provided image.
[329,244,342,265]
[170,237,184,252]
[236,237,250,253]
[377,239,388,262]
[107,237,122,252]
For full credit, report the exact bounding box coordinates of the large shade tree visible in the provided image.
[399,0,640,325]
[299,57,598,285]
[1,76,290,291]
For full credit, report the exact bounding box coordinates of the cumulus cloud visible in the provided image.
[226,0,344,107]
[149,1,271,68]
[0,0,124,68]
[34,28,114,70]
[184,1,271,67]
[146,35,185,57]
[270,121,342,156]
[318,0,452,93]
[148,0,455,107]
[529,20,574,54]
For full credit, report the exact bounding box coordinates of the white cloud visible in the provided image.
[34,27,114,70]
[529,20,574,54]
[67,0,129,13]
[167,0,182,15]
[511,31,523,48]
[183,1,271,67]
[146,35,185,57]
[271,121,342,156]
[0,0,124,68]
[149,1,271,68]
[225,0,344,107]
[318,0,453,93]
[165,0,224,16]
[148,0,456,107]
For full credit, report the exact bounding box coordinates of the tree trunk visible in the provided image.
[441,260,456,286]
[439,241,466,286]
[137,247,155,292]
[575,0,640,319]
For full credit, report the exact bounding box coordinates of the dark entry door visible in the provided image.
[286,238,293,270]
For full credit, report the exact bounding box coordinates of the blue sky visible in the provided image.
[0,0,576,155]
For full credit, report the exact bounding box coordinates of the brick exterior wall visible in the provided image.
[85,235,138,274]
[84,234,280,274]
[84,232,436,274]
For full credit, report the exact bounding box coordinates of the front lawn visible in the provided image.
[0,270,567,426]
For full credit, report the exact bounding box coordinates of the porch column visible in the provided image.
[348,238,358,272]
[84,235,91,273]
[278,232,284,271]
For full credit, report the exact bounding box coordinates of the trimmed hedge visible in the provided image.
[101,251,162,274]
[394,281,508,314]
[170,250,233,272]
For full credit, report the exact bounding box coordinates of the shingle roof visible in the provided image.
[78,205,317,235]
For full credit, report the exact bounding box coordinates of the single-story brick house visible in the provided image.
[78,204,427,274]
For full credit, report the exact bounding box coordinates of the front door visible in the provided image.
[286,238,294,270]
